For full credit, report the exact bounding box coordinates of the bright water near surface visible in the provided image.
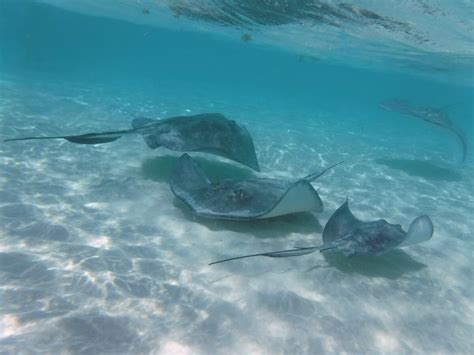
[1,1,473,354]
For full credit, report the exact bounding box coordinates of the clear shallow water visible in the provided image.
[1,1,473,354]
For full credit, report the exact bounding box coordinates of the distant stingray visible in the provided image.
[4,113,260,171]
[209,199,433,265]
[171,153,343,221]
[380,98,467,162]
[375,158,462,182]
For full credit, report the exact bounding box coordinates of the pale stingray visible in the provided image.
[380,98,467,162]
[4,113,260,171]
[210,199,433,265]
[171,153,343,221]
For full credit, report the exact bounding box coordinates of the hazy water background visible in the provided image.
[1,1,473,354]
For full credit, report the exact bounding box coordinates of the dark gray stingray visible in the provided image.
[4,113,260,171]
[210,199,433,265]
[380,98,467,162]
[171,153,343,221]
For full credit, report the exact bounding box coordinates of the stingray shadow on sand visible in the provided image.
[141,154,256,183]
[306,250,427,280]
[375,157,463,182]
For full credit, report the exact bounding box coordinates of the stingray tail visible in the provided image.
[304,160,345,182]
[4,104,151,144]
[4,135,72,142]
[318,244,340,253]
[209,246,320,266]
[4,129,134,145]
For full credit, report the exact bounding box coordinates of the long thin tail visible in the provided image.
[4,129,135,144]
[303,160,345,182]
[209,246,319,266]
[5,135,72,142]
[318,244,340,253]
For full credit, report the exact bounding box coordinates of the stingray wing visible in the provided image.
[398,215,434,247]
[260,180,323,218]
[170,153,212,203]
[322,199,362,244]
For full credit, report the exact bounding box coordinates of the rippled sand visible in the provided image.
[1,77,473,354]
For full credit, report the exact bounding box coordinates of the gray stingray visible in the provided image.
[209,199,433,265]
[380,98,467,162]
[171,153,343,221]
[4,113,260,171]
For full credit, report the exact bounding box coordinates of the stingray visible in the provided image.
[4,113,260,171]
[171,153,343,221]
[209,199,433,265]
[380,98,467,162]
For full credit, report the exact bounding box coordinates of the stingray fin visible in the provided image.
[171,153,211,192]
[131,118,162,149]
[303,160,344,181]
[209,247,319,266]
[262,180,323,218]
[398,215,434,247]
[4,130,129,144]
[322,199,361,244]
[140,134,161,149]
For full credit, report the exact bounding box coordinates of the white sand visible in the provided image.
[1,77,473,353]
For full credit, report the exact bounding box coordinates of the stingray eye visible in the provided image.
[231,188,247,201]
[229,189,241,200]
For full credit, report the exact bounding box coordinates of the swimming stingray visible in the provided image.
[4,113,260,171]
[380,98,467,162]
[171,153,343,221]
[209,199,433,265]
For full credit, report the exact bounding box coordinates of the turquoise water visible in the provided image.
[1,1,473,354]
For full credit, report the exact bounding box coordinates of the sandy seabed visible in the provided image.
[0,77,473,354]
